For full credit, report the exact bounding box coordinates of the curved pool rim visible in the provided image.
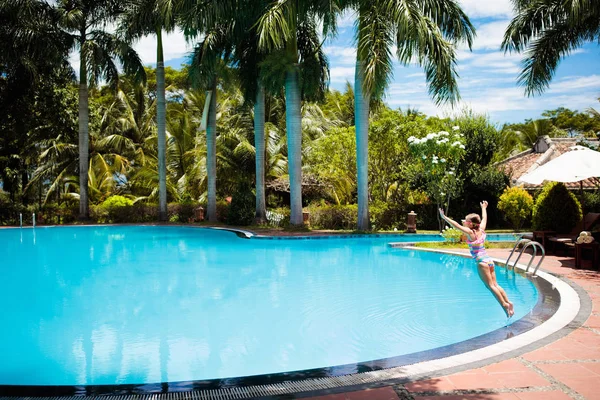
[0,227,582,398]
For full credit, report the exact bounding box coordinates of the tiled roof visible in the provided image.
[497,137,600,190]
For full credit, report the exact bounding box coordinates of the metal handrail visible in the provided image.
[505,238,545,276]
[505,238,532,269]
[528,241,545,276]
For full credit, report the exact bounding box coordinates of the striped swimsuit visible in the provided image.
[467,230,495,269]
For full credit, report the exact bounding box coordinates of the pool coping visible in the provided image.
[0,232,586,399]
[0,224,528,241]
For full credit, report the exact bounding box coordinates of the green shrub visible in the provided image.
[216,200,230,222]
[370,201,406,231]
[57,201,79,223]
[100,195,134,223]
[90,204,110,223]
[0,191,20,225]
[498,186,534,230]
[441,227,463,243]
[38,203,59,225]
[408,203,439,231]
[136,203,159,222]
[532,182,582,233]
[168,202,197,223]
[583,190,600,213]
[308,204,358,230]
[227,182,256,226]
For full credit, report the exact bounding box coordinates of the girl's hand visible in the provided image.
[480,200,488,209]
[439,208,445,217]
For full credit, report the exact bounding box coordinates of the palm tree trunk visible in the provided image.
[78,39,90,220]
[156,30,168,221]
[285,67,303,226]
[206,78,217,222]
[355,59,370,231]
[254,83,267,223]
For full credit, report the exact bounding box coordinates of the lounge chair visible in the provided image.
[547,213,600,254]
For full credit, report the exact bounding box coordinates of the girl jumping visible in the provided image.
[439,201,514,317]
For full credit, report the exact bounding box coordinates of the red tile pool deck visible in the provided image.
[305,249,600,400]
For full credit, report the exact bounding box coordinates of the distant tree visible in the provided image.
[542,107,600,137]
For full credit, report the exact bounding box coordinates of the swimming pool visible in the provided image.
[0,226,542,393]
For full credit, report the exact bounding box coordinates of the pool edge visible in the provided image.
[0,247,585,399]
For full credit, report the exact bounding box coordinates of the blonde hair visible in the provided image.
[465,213,481,230]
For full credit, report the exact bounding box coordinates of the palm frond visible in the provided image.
[356,2,394,98]
[518,17,594,95]
[256,0,294,51]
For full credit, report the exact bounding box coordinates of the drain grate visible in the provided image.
[0,369,408,400]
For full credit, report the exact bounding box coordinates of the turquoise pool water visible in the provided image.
[0,226,537,386]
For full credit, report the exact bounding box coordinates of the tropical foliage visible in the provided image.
[1,0,599,232]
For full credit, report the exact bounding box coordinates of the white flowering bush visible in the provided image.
[408,127,466,230]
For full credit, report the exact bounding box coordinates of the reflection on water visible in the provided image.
[0,227,538,386]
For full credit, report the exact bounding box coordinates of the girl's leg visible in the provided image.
[490,268,514,315]
[477,263,512,317]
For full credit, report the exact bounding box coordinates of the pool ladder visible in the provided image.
[505,238,545,276]
[19,213,36,228]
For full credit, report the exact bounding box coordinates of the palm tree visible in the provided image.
[234,16,267,222]
[255,1,340,226]
[502,0,600,95]
[120,0,179,221]
[99,82,155,168]
[55,0,146,220]
[29,126,133,205]
[178,1,237,222]
[346,0,475,230]
[187,28,236,222]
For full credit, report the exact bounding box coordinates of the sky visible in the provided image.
[118,0,600,125]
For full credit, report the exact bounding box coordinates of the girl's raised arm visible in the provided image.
[480,201,488,231]
[439,209,474,236]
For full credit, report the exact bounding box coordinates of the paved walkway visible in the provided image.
[305,250,600,400]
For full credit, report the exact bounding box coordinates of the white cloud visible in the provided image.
[330,66,355,82]
[458,76,515,88]
[69,51,80,74]
[388,81,428,97]
[337,9,357,28]
[471,20,511,51]
[458,0,514,19]
[547,75,600,94]
[133,29,193,65]
[386,76,600,121]
[324,46,356,65]
[68,29,192,74]
[487,66,522,75]
[460,50,522,75]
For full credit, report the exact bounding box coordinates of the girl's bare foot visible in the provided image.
[508,302,515,317]
[502,303,513,318]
